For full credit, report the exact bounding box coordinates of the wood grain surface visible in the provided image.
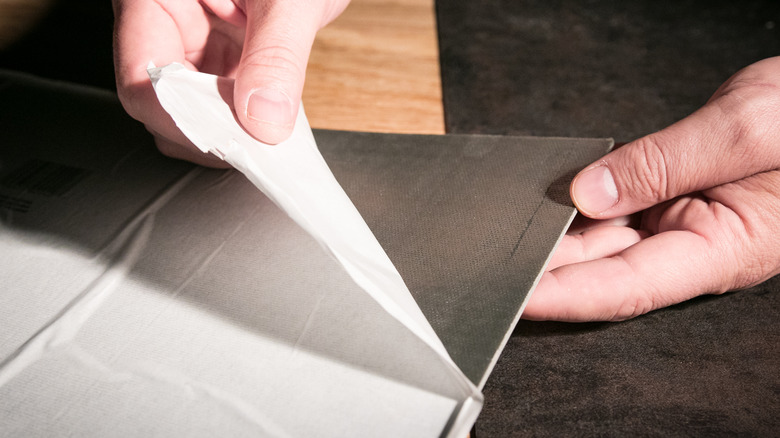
[304,0,445,134]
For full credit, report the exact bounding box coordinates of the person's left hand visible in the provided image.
[523,56,780,322]
[113,0,350,167]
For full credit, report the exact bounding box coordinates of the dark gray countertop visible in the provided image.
[437,0,780,435]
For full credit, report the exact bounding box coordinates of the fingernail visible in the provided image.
[247,88,294,126]
[571,164,618,215]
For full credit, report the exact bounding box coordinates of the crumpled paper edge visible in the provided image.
[147,64,481,411]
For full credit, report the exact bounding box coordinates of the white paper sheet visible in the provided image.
[147,63,482,434]
[0,68,484,438]
[149,64,449,355]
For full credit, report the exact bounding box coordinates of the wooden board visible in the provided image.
[304,0,445,134]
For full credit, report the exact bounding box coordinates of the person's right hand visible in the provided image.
[113,0,350,167]
[524,56,780,322]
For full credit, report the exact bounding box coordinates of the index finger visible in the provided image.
[523,229,729,322]
[112,0,211,159]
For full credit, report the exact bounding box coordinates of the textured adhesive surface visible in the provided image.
[319,130,612,385]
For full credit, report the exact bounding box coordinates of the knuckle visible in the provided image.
[715,83,780,162]
[607,255,657,321]
[621,135,672,204]
[242,42,306,83]
[613,289,656,321]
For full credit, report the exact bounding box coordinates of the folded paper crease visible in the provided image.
[1,68,616,437]
[148,64,445,355]
[0,168,202,388]
[147,63,481,436]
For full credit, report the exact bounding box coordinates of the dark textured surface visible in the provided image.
[483,285,780,437]
[319,131,611,384]
[437,0,780,436]
[438,0,779,141]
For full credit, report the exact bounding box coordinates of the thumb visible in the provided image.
[233,1,325,144]
[570,78,780,218]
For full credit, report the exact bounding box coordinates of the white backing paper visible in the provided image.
[147,63,481,435]
[0,67,483,438]
[149,64,446,355]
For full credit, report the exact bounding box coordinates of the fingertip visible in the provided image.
[247,88,295,127]
[570,163,619,217]
[241,88,296,144]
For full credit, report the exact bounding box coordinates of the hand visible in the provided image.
[113,0,350,167]
[524,56,780,322]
